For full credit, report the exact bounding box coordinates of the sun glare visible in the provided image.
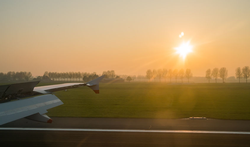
[174,41,193,60]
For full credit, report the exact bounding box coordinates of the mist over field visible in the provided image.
[1,2,250,147]
[46,83,250,120]
[1,0,250,120]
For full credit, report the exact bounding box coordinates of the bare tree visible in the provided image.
[49,72,57,81]
[25,72,32,81]
[205,69,212,83]
[43,71,49,77]
[152,69,157,81]
[126,76,132,82]
[146,69,153,81]
[102,70,116,79]
[64,73,68,81]
[212,68,219,83]
[162,69,168,82]
[69,72,73,81]
[7,71,15,81]
[235,67,242,83]
[0,72,5,81]
[242,66,250,83]
[16,72,25,81]
[168,69,173,83]
[48,72,53,81]
[178,69,185,83]
[110,70,115,78]
[157,69,163,82]
[185,69,192,83]
[219,67,228,83]
[72,72,75,81]
[173,69,179,83]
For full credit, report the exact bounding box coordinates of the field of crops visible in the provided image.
[47,82,250,120]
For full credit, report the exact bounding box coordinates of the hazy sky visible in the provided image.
[1,0,250,76]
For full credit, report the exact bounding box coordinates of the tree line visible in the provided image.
[205,66,250,83]
[146,69,193,83]
[0,70,123,83]
[36,70,120,82]
[235,66,250,83]
[0,71,32,81]
[102,70,120,79]
[39,71,99,82]
[205,67,228,83]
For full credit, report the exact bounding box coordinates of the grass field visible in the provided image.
[46,82,250,120]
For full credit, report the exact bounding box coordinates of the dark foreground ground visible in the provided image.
[1,117,250,147]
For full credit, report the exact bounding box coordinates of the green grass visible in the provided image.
[45,82,250,120]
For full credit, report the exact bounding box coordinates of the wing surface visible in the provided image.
[0,94,63,125]
[34,75,105,94]
[0,81,40,103]
[33,83,84,94]
[0,75,105,125]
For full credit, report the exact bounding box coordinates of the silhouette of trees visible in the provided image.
[157,69,163,82]
[102,70,115,78]
[168,69,173,83]
[146,69,153,80]
[242,66,250,83]
[0,73,5,81]
[24,72,32,81]
[185,69,193,83]
[41,71,100,82]
[126,76,132,82]
[0,71,33,81]
[212,68,219,83]
[178,69,185,83]
[205,69,212,83]
[33,76,42,81]
[7,71,16,81]
[82,72,99,82]
[219,67,228,83]
[0,72,8,81]
[145,69,193,83]
[173,69,179,83]
[153,69,157,80]
[77,72,82,81]
[235,67,242,83]
[162,69,168,82]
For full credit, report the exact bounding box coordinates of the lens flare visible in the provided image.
[179,32,184,38]
[174,41,193,60]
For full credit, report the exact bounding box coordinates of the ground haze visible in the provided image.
[47,82,250,120]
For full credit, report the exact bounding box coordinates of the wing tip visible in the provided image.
[47,119,53,123]
[93,90,99,94]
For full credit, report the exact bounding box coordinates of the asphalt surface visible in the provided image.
[1,117,250,147]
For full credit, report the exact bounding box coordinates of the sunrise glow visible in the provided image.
[174,41,193,60]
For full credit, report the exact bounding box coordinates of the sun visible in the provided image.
[174,41,193,60]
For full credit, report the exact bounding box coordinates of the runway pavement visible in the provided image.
[1,117,250,147]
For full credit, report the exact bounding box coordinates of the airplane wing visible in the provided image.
[33,75,104,94]
[0,94,63,125]
[0,75,104,125]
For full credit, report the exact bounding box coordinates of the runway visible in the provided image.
[1,127,250,135]
[1,118,250,147]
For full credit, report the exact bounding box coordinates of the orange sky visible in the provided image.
[1,0,250,77]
